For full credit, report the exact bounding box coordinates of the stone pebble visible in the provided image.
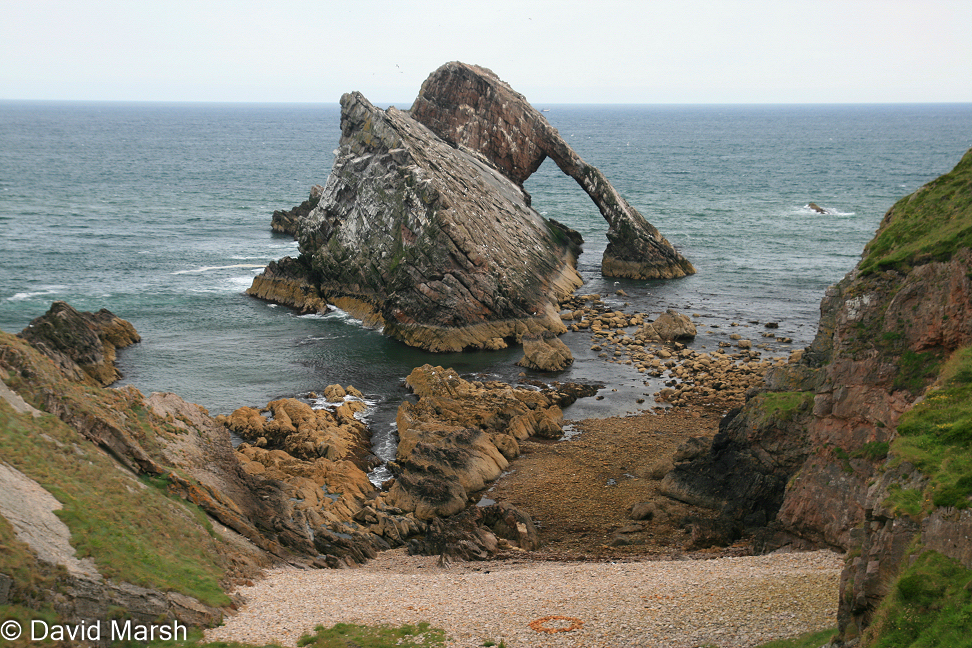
[206,549,842,648]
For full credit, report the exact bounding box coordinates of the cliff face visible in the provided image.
[249,62,693,352]
[661,148,972,643]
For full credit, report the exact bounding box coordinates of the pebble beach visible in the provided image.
[206,548,842,648]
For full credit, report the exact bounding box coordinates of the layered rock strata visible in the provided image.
[250,62,692,351]
[410,62,695,280]
[383,364,598,520]
[658,148,972,642]
[19,301,140,387]
[251,90,583,352]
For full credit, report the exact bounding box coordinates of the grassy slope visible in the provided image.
[0,329,232,608]
[0,400,230,607]
[853,344,972,647]
[861,148,972,276]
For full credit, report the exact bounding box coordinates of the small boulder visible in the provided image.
[646,309,696,341]
[516,331,573,372]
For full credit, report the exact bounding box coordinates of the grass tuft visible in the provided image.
[863,551,972,648]
[754,627,837,648]
[296,622,448,648]
[890,345,972,515]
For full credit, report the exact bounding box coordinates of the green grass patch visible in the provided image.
[892,349,942,395]
[756,391,814,426]
[863,550,972,648]
[0,511,60,606]
[755,627,837,648]
[882,484,925,520]
[853,441,891,462]
[0,402,229,607]
[296,622,448,648]
[0,604,61,648]
[889,345,972,515]
[860,148,972,275]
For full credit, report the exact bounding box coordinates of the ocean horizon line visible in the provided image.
[3,98,971,110]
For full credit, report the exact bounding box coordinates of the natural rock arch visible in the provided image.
[410,62,695,280]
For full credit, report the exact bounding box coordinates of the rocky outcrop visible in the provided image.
[250,62,692,351]
[516,330,573,371]
[659,149,972,643]
[19,301,140,387]
[407,501,539,564]
[410,62,695,280]
[383,365,597,519]
[251,88,583,352]
[272,185,323,236]
[221,391,373,466]
[245,256,329,315]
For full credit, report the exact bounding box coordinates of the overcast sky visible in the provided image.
[2,0,971,105]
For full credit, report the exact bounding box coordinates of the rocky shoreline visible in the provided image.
[3,73,969,648]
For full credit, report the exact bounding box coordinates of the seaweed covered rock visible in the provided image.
[383,365,596,519]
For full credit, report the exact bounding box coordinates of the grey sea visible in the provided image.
[2,100,971,467]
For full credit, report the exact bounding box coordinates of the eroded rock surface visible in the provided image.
[250,62,692,351]
[19,301,140,387]
[516,330,574,372]
[383,364,597,520]
[410,62,695,280]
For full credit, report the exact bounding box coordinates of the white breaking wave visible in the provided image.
[171,263,266,275]
[798,204,855,217]
[299,306,365,328]
[5,285,66,302]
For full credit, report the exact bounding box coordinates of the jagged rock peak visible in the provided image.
[410,61,696,280]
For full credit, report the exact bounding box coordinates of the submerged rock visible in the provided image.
[250,61,692,352]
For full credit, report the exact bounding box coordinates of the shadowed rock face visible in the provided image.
[410,61,696,280]
[250,62,692,352]
[656,149,972,642]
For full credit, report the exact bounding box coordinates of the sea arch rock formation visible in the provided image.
[249,62,692,352]
[410,62,696,280]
